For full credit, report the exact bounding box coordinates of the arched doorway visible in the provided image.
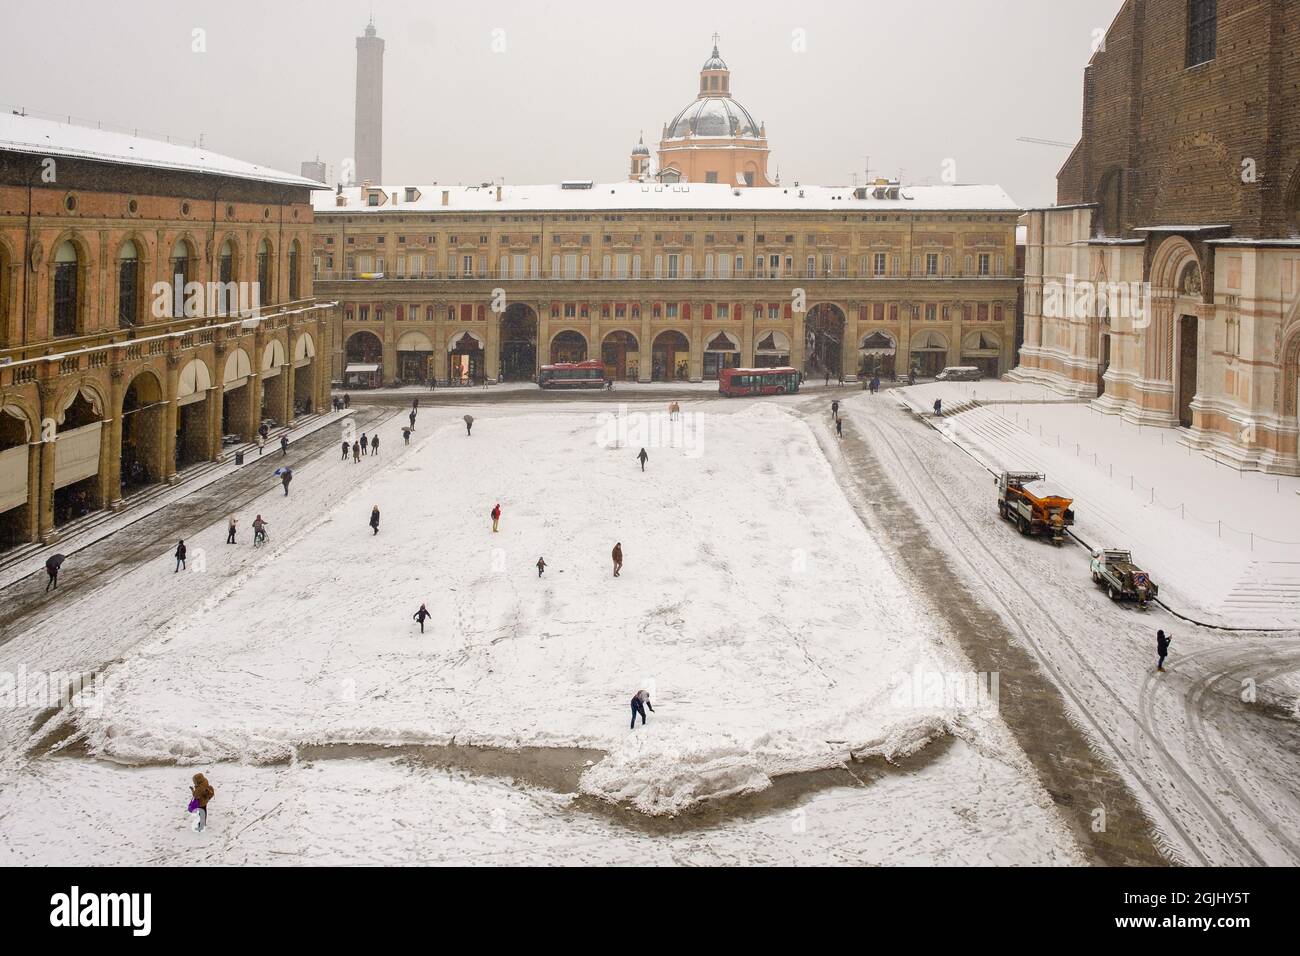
[0,403,34,551]
[961,331,1002,379]
[754,330,791,368]
[601,330,639,381]
[500,304,538,381]
[396,329,433,385]
[51,387,106,526]
[703,331,740,380]
[1175,261,1202,428]
[120,371,165,497]
[549,330,588,365]
[858,331,897,379]
[449,330,486,384]
[222,348,254,440]
[175,359,214,469]
[909,330,949,378]
[293,332,317,415]
[652,330,689,382]
[804,304,845,378]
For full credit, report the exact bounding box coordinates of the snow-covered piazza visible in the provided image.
[1,2,1298,935]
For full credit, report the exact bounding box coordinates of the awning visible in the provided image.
[346,364,380,373]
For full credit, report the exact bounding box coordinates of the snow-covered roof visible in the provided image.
[315,181,1020,215]
[0,112,324,189]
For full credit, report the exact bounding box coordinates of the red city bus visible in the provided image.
[539,360,606,389]
[718,367,802,397]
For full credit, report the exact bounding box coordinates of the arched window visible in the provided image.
[219,239,235,285]
[288,241,300,300]
[117,240,139,329]
[169,238,193,317]
[53,240,79,336]
[0,243,8,346]
[256,239,272,303]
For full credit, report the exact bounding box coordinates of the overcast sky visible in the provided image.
[2,0,1125,207]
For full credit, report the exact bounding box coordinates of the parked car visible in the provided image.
[936,366,982,382]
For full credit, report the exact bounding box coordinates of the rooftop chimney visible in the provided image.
[441,190,450,207]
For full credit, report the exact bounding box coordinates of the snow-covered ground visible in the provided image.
[844,393,1300,866]
[896,385,1300,628]
[0,398,1085,864]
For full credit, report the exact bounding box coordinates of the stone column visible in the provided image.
[433,301,448,382]
[638,301,652,382]
[844,301,861,381]
[486,300,501,382]
[36,379,58,541]
[688,300,703,382]
[103,362,126,508]
[791,307,806,373]
[899,301,913,376]
[950,302,964,369]
[381,302,397,383]
[162,351,180,482]
[537,300,551,370]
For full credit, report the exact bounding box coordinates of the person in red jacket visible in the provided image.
[491,502,501,533]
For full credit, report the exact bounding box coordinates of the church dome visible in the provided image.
[632,135,650,156]
[665,96,761,140]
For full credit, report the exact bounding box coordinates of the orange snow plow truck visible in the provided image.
[996,471,1075,545]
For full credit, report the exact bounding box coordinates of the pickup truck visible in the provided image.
[1090,549,1158,607]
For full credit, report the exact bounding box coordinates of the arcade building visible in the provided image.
[313,41,1021,389]
[0,113,332,551]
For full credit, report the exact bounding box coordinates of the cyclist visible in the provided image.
[252,514,268,546]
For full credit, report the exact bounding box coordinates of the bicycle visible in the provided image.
[253,529,268,548]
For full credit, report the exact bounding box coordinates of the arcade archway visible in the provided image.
[0,404,33,551]
[804,304,845,378]
[652,330,689,382]
[703,331,740,380]
[52,387,106,526]
[549,330,588,365]
[449,330,486,384]
[396,329,433,385]
[120,370,165,497]
[500,304,538,381]
[293,332,317,415]
[222,348,254,440]
[859,330,897,379]
[909,330,949,378]
[601,330,639,381]
[960,331,1002,379]
[754,330,791,368]
[175,359,214,469]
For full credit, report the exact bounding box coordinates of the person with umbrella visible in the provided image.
[370,505,381,535]
[278,467,293,496]
[464,414,474,437]
[44,553,65,592]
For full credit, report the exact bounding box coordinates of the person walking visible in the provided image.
[341,439,350,461]
[257,434,265,456]
[409,409,417,431]
[536,556,547,578]
[637,447,648,472]
[464,414,474,437]
[835,415,843,439]
[226,517,237,544]
[870,376,880,394]
[369,505,381,536]
[280,467,293,496]
[174,539,187,573]
[1156,630,1172,672]
[280,434,289,456]
[908,368,917,386]
[359,432,368,456]
[252,515,267,546]
[491,502,501,533]
[402,426,411,445]
[370,433,379,456]
[831,398,839,418]
[343,393,351,409]
[352,440,361,462]
[933,398,943,417]
[189,772,215,832]
[413,603,431,634]
[45,554,65,592]
[611,542,623,577]
[629,689,655,729]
